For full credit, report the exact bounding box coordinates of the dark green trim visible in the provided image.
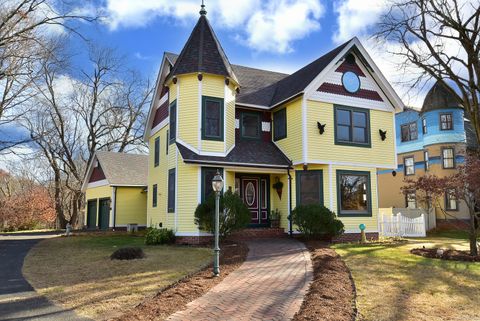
[336,170,372,217]
[152,184,158,208]
[201,96,224,141]
[169,100,177,145]
[240,111,261,140]
[273,108,287,141]
[295,170,324,207]
[98,197,111,230]
[201,167,223,202]
[167,168,176,213]
[86,199,97,229]
[334,105,371,148]
[154,137,160,167]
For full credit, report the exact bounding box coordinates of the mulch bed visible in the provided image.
[411,247,480,262]
[111,241,249,321]
[293,240,356,321]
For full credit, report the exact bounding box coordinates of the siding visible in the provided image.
[84,185,111,226]
[147,127,168,228]
[177,74,199,148]
[306,100,395,167]
[115,187,147,225]
[201,74,225,153]
[225,83,236,152]
[274,98,303,163]
[176,159,200,233]
[270,173,289,230]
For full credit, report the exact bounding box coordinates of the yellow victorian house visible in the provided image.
[143,5,404,243]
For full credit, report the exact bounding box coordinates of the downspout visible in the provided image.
[288,168,293,236]
[112,187,117,230]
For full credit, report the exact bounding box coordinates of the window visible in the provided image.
[152,184,158,207]
[273,108,286,141]
[424,151,429,171]
[168,169,175,213]
[154,137,160,167]
[296,170,323,206]
[337,170,371,216]
[400,122,418,142]
[442,148,455,169]
[404,156,415,175]
[202,96,224,141]
[201,167,223,202]
[440,113,453,130]
[405,191,417,209]
[334,106,370,147]
[241,112,261,140]
[445,189,458,211]
[166,130,169,154]
[169,101,176,144]
[422,118,427,134]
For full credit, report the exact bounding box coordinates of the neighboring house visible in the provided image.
[144,5,403,243]
[82,151,148,230]
[378,81,478,224]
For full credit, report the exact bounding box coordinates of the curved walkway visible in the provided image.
[167,238,313,321]
[0,233,90,321]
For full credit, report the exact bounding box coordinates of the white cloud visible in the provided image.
[102,0,324,54]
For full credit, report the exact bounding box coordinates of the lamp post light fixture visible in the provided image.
[212,170,224,276]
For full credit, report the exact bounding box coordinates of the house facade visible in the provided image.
[144,5,404,242]
[378,81,478,223]
[82,151,148,230]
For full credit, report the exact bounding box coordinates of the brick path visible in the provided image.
[167,238,313,321]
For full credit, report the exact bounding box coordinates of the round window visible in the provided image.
[342,71,360,93]
[245,182,255,206]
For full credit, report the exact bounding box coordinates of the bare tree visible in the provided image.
[374,0,480,143]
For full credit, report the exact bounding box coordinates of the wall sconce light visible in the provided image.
[317,121,326,135]
[392,170,397,177]
[379,129,387,141]
[303,163,308,170]
[225,78,230,86]
[172,77,177,84]
[198,73,203,81]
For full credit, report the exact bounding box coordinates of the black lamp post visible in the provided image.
[211,170,223,276]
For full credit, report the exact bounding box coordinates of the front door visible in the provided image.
[240,176,269,226]
[86,199,97,229]
[98,198,110,230]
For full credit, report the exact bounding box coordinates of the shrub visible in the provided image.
[194,190,250,239]
[145,227,176,245]
[110,247,145,260]
[291,204,344,239]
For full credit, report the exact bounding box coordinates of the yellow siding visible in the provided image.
[147,127,168,228]
[115,187,147,226]
[270,174,289,230]
[225,83,236,152]
[224,170,235,192]
[169,82,177,104]
[274,98,303,163]
[176,160,200,233]
[201,74,225,153]
[306,100,396,167]
[84,185,111,226]
[178,74,199,149]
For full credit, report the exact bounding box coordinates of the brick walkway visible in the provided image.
[167,238,313,321]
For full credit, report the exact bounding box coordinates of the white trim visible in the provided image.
[175,81,179,231]
[158,93,168,107]
[308,92,391,112]
[183,159,290,169]
[177,138,228,157]
[293,159,396,169]
[328,164,333,210]
[261,121,271,132]
[224,83,227,153]
[86,179,109,189]
[197,167,201,204]
[115,224,147,228]
[110,184,147,187]
[392,112,398,169]
[376,169,380,234]
[301,96,308,163]
[224,166,288,174]
[110,187,116,227]
[198,78,202,151]
[235,102,270,110]
[150,118,169,137]
[235,118,239,129]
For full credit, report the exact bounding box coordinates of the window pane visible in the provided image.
[169,102,176,142]
[274,109,286,140]
[168,169,175,212]
[299,172,321,205]
[339,174,368,212]
[353,127,366,143]
[353,112,366,127]
[205,100,221,137]
[410,122,418,140]
[401,125,409,142]
[405,157,415,175]
[443,148,453,158]
[152,184,157,207]
[337,109,351,126]
[242,114,260,138]
[337,125,350,141]
[154,137,160,167]
[202,168,222,201]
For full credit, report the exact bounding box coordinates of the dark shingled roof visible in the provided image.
[169,15,237,83]
[176,141,292,168]
[421,81,463,113]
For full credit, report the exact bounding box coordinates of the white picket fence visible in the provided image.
[379,212,426,237]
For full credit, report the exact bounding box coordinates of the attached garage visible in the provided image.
[82,151,148,230]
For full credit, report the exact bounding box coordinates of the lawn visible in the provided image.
[333,232,480,321]
[22,234,212,320]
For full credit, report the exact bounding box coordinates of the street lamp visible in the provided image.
[212,170,224,276]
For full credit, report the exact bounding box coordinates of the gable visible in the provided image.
[89,163,106,183]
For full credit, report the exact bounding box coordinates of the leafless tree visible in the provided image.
[374,0,480,143]
[0,0,96,151]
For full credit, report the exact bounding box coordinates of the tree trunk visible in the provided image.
[53,171,68,229]
[469,205,478,256]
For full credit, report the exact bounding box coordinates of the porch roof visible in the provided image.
[176,140,292,169]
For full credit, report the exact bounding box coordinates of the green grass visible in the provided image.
[23,234,212,320]
[333,233,480,321]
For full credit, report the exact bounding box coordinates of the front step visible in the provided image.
[228,228,286,241]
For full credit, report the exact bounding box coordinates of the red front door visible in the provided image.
[241,176,268,225]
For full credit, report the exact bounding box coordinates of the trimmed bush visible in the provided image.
[145,227,176,245]
[110,247,145,260]
[291,204,344,239]
[194,190,250,239]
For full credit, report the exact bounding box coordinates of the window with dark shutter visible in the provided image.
[169,101,176,144]
[168,169,175,213]
[152,184,157,207]
[296,170,323,206]
[273,108,286,141]
[154,137,160,167]
[202,96,224,141]
[201,167,223,202]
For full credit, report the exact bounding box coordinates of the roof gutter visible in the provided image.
[182,159,291,169]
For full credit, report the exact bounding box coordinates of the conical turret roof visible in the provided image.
[421,81,463,113]
[169,12,238,84]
